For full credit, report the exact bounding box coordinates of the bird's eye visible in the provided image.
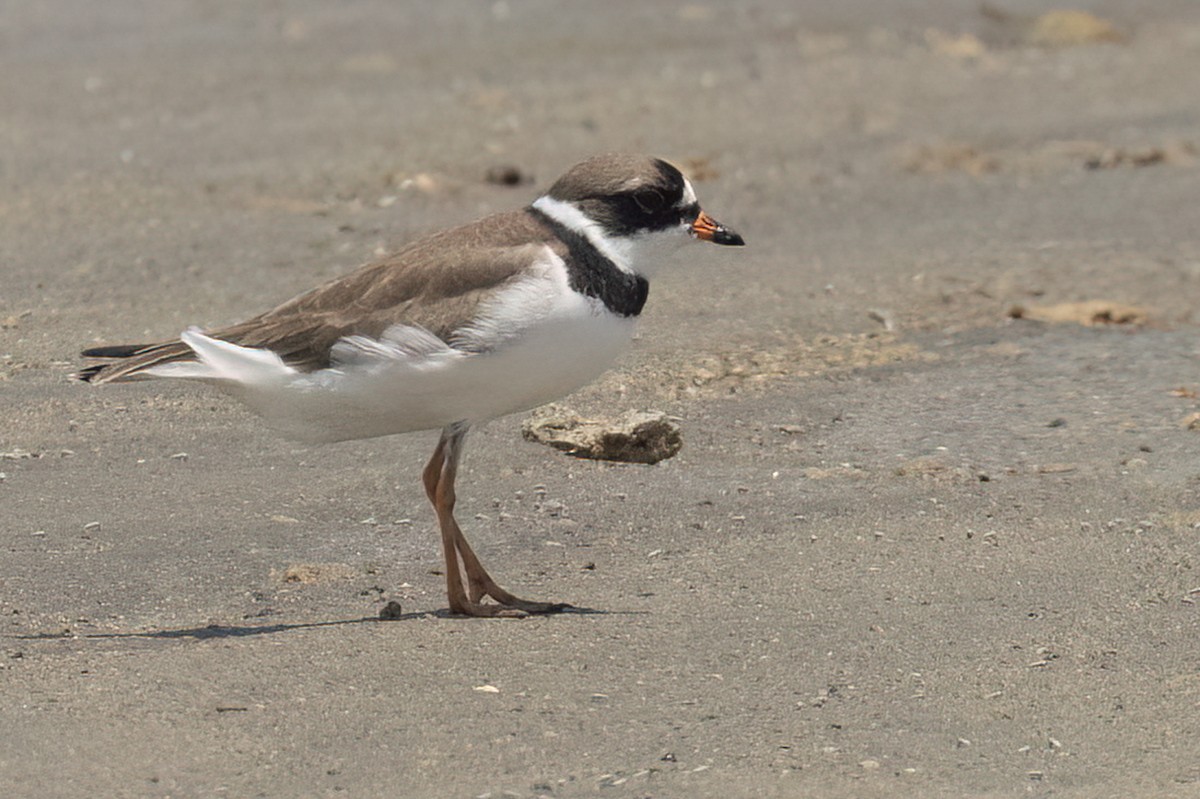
[632,189,668,214]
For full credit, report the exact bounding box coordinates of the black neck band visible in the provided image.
[531,207,648,318]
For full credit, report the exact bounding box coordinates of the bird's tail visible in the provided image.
[77,339,196,384]
[78,328,293,385]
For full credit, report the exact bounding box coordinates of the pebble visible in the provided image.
[484,164,530,186]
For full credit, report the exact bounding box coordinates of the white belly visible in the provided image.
[251,308,633,447]
[277,307,631,442]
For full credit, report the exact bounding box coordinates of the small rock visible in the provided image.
[1013,300,1148,327]
[1084,146,1178,170]
[867,308,895,331]
[925,29,987,59]
[390,172,441,193]
[522,406,682,464]
[378,600,404,620]
[1027,10,1125,47]
[484,164,530,186]
[859,759,881,770]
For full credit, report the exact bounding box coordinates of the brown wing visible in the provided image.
[80,210,559,383]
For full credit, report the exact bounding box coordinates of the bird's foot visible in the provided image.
[449,596,573,618]
[501,598,574,614]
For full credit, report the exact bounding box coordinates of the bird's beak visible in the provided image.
[691,210,745,246]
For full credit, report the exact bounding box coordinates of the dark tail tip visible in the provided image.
[76,364,104,383]
[81,344,146,358]
[78,342,152,383]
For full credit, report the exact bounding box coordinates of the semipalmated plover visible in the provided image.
[80,153,744,617]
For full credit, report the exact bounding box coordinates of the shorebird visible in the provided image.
[80,154,744,617]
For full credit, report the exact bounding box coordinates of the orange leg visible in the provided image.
[421,424,570,617]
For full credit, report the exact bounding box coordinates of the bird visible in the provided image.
[79,153,745,617]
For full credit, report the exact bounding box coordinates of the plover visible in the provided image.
[80,153,744,617]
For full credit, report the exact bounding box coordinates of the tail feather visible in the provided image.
[79,328,297,386]
[163,327,291,383]
[81,343,150,359]
[77,340,196,384]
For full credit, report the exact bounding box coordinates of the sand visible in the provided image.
[4,2,1200,796]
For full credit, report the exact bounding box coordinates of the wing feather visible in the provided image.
[80,211,562,383]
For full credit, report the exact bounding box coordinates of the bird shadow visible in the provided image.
[13,615,404,642]
[11,604,634,643]
[426,603,619,619]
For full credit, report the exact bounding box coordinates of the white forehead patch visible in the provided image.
[680,178,697,208]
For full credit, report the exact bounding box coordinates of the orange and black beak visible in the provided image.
[691,210,745,246]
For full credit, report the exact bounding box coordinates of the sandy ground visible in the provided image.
[4,2,1200,796]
